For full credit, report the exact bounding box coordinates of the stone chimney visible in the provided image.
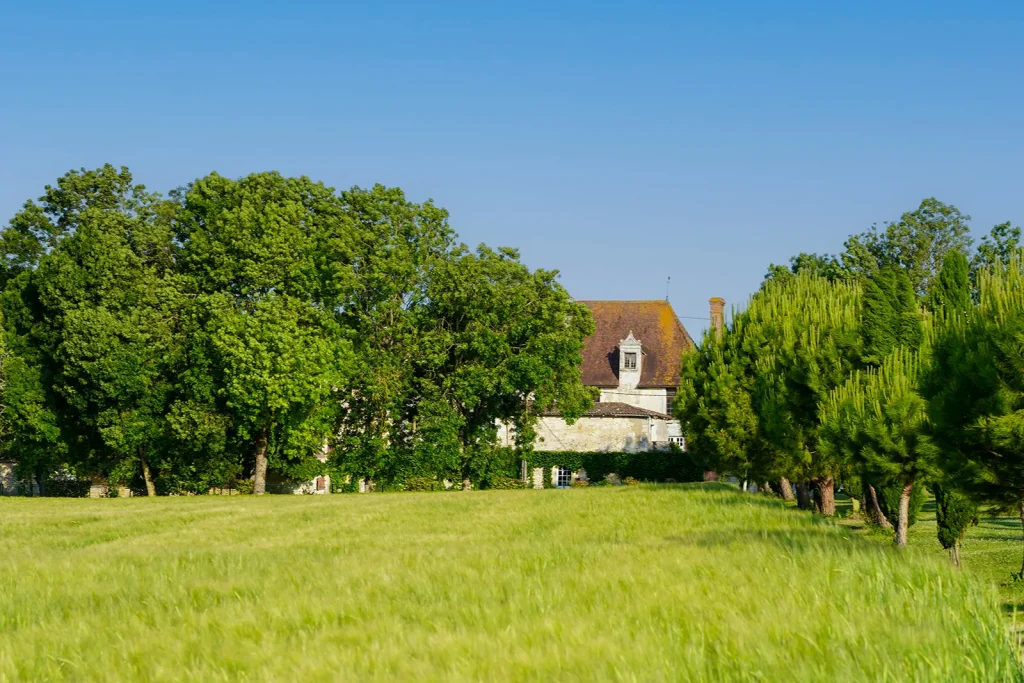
[709,297,725,339]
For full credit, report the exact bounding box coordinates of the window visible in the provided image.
[624,352,637,370]
[556,466,572,489]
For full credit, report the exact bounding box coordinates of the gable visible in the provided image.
[579,300,695,388]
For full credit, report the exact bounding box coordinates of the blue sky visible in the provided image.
[2,1,1022,336]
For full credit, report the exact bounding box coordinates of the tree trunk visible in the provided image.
[778,478,795,501]
[895,481,913,547]
[950,542,961,569]
[140,451,156,497]
[867,484,893,530]
[741,479,748,494]
[1017,500,1024,580]
[795,482,812,509]
[34,466,45,497]
[252,427,269,495]
[815,477,836,516]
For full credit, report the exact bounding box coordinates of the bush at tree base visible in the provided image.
[934,485,978,552]
[520,448,703,484]
[878,482,927,527]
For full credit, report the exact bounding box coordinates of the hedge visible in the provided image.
[521,448,703,484]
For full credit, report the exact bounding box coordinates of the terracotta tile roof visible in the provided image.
[543,401,672,419]
[578,300,695,388]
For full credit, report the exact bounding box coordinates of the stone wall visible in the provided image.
[535,415,665,453]
[0,461,16,496]
[598,387,669,414]
[499,414,679,453]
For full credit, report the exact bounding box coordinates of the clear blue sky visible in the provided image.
[2,1,1022,336]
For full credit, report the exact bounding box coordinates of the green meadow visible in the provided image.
[1,485,1019,682]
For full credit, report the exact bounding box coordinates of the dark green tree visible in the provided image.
[175,172,354,495]
[933,484,978,567]
[928,250,971,316]
[861,266,922,366]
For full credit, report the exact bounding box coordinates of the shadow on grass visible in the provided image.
[663,526,865,552]
[984,518,1024,530]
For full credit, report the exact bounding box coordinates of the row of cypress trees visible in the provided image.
[679,214,1024,565]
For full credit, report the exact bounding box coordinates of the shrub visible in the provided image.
[234,479,254,495]
[488,476,527,490]
[624,477,640,486]
[43,479,91,498]
[570,479,589,488]
[405,476,442,492]
[521,449,703,484]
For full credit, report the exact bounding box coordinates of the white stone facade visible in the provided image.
[535,415,668,453]
[598,387,670,414]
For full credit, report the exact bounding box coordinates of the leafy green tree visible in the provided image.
[923,252,1024,576]
[1,166,158,492]
[175,172,353,494]
[329,185,456,485]
[31,187,183,495]
[413,245,593,488]
[763,253,848,285]
[841,198,973,299]
[972,222,1022,275]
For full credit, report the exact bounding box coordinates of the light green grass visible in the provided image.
[0,485,1019,682]
[838,494,1024,625]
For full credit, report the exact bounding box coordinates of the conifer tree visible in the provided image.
[928,251,971,316]
[924,252,1024,576]
[746,274,862,514]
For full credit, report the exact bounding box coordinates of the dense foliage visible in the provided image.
[0,166,593,495]
[681,197,1024,555]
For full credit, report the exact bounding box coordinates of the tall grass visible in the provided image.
[0,485,1018,681]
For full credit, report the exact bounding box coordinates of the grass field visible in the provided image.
[1,485,1020,682]
[838,494,1024,626]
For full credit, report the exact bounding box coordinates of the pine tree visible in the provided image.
[924,252,1024,576]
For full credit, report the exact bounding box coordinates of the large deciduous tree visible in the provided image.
[330,185,456,485]
[1,165,161,492]
[841,198,973,298]
[414,245,593,489]
[175,172,353,494]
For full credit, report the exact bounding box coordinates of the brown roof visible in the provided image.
[543,401,671,419]
[578,300,694,388]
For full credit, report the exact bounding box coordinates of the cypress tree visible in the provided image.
[928,250,971,317]
[933,484,978,567]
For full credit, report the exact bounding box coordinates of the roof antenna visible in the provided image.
[665,276,671,302]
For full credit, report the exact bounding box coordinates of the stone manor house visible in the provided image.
[499,298,711,456]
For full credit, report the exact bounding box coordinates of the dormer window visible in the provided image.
[624,352,637,370]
